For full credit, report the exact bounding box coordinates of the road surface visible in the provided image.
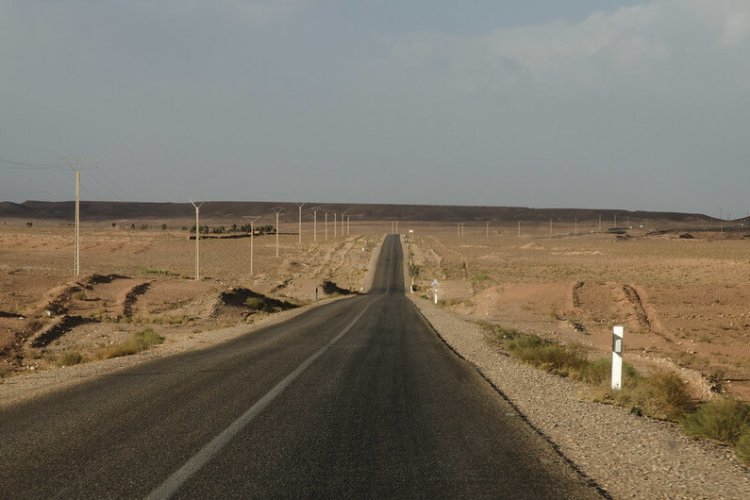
[0,235,602,498]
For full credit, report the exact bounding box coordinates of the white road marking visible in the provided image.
[145,296,383,499]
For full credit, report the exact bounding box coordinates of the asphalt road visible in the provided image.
[0,235,602,499]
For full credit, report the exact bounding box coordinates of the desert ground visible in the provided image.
[404,219,750,400]
[0,216,385,377]
[3,214,750,403]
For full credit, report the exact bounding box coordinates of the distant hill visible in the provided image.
[0,200,720,224]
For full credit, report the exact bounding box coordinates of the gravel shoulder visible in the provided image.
[407,289,750,498]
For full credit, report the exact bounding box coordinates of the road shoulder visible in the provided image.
[407,294,750,498]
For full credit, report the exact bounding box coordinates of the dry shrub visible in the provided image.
[504,333,589,378]
[735,430,750,465]
[100,328,164,359]
[481,322,692,421]
[590,369,693,421]
[55,351,83,367]
[682,398,750,445]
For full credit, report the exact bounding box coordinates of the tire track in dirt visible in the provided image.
[622,284,652,331]
[119,281,152,318]
[27,315,96,348]
[570,281,584,309]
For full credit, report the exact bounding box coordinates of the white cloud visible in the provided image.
[389,0,750,92]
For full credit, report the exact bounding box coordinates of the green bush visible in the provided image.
[682,398,750,445]
[56,351,83,367]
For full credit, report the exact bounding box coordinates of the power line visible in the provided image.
[93,166,133,201]
[0,157,58,169]
[86,168,129,202]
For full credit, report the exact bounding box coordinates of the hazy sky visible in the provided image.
[1,0,749,217]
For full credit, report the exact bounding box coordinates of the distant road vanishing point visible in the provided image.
[0,235,602,498]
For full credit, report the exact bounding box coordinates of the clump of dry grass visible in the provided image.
[479,321,750,463]
[482,323,613,383]
[682,397,750,466]
[55,351,84,367]
[683,398,750,444]
[482,322,693,421]
[736,431,750,465]
[100,328,164,359]
[592,369,694,421]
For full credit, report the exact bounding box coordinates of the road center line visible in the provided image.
[145,295,383,500]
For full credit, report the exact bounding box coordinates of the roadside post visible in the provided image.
[431,279,439,305]
[611,325,624,390]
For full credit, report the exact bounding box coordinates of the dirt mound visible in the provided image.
[217,288,297,313]
[28,315,95,348]
[320,280,355,296]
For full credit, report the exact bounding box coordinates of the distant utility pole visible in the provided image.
[189,200,204,280]
[311,207,321,243]
[324,211,329,240]
[333,212,338,238]
[243,216,262,276]
[296,202,305,245]
[63,157,94,276]
[340,210,348,238]
[347,216,351,236]
[74,170,80,275]
[272,207,284,258]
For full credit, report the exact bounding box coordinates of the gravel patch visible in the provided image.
[408,294,750,498]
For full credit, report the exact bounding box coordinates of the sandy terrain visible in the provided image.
[4,213,750,404]
[0,217,384,378]
[403,221,750,400]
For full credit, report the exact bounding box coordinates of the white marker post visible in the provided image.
[611,325,624,390]
[431,278,439,304]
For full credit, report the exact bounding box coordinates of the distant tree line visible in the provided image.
[187,224,275,235]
